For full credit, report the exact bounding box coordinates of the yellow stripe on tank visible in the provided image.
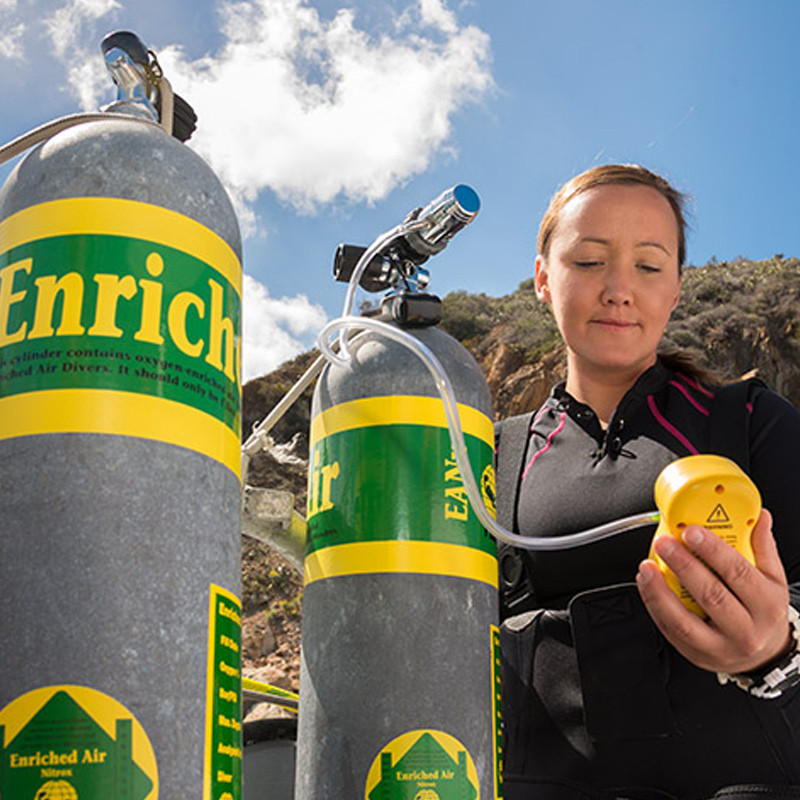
[0,198,241,295]
[310,395,494,448]
[0,389,241,479]
[304,540,498,589]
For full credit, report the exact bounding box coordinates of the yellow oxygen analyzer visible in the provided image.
[650,454,761,617]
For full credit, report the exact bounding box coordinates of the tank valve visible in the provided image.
[101,30,197,141]
[332,184,480,327]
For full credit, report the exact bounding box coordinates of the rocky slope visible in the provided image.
[239,254,800,717]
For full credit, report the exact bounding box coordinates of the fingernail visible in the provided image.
[656,536,675,556]
[637,566,652,585]
[683,527,704,546]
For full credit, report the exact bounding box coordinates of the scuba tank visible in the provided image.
[0,31,242,799]
[295,188,503,799]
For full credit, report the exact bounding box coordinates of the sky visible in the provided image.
[1,0,799,382]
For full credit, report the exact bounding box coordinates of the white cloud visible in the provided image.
[38,0,120,106]
[44,0,120,58]
[0,0,24,60]
[0,21,25,60]
[158,0,492,221]
[417,0,458,33]
[242,274,327,381]
[64,57,115,114]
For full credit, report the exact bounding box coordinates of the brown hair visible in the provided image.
[537,163,689,270]
[656,346,721,387]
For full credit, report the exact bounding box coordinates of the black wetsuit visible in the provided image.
[496,359,800,799]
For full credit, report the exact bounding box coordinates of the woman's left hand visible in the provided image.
[636,509,793,674]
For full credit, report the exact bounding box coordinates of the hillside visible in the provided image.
[239,254,800,715]
[439,255,800,416]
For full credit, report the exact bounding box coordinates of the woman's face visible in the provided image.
[535,183,681,382]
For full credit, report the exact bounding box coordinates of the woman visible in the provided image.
[497,164,800,799]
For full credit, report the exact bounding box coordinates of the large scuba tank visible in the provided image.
[0,32,242,799]
[296,320,501,799]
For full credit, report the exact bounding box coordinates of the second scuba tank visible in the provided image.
[295,323,501,799]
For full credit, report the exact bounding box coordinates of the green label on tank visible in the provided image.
[491,625,503,799]
[205,585,242,800]
[306,424,495,556]
[365,729,478,800]
[0,232,240,432]
[0,685,158,799]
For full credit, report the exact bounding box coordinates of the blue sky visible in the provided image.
[1,0,799,380]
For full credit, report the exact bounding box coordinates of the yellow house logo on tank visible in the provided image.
[0,197,242,478]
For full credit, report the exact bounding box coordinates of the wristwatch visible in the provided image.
[718,605,800,700]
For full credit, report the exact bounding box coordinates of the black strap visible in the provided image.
[496,413,534,530]
[495,413,538,616]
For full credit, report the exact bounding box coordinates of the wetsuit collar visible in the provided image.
[548,359,674,448]
[549,358,672,414]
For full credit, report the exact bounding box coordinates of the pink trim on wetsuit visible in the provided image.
[746,402,754,414]
[677,373,714,398]
[647,395,699,454]
[529,405,548,432]
[669,380,710,416]
[522,411,566,482]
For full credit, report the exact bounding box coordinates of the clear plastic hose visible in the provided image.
[317,230,661,552]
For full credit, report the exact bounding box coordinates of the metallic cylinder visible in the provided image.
[296,326,501,799]
[0,116,243,799]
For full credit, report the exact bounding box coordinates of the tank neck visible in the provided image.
[101,100,159,123]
